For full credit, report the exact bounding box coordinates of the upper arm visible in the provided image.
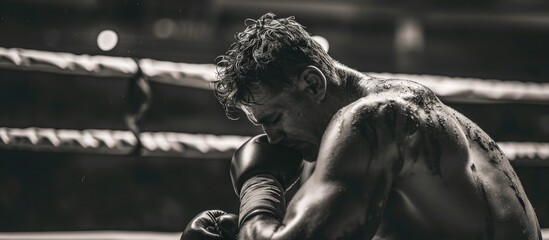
[314,78,439,181]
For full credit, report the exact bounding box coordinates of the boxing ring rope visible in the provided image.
[0,127,249,159]
[1,47,548,161]
[0,47,214,90]
[0,127,547,164]
[1,46,548,160]
[1,47,549,104]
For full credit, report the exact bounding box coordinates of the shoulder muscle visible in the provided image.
[317,79,441,179]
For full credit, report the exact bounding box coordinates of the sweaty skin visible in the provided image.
[238,78,541,239]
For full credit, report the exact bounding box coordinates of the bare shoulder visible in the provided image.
[363,77,440,108]
[316,78,440,177]
[332,78,443,135]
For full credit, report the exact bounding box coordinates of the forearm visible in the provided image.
[237,175,291,240]
[237,174,310,240]
[236,175,379,240]
[238,184,381,240]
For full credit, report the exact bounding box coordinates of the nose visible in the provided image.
[262,126,285,144]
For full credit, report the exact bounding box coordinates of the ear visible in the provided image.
[297,65,327,103]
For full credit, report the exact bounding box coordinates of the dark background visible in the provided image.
[0,0,548,232]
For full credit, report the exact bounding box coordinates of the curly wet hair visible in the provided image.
[214,13,335,119]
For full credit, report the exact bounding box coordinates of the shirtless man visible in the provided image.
[181,13,541,239]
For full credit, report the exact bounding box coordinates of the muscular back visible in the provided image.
[238,78,541,240]
[365,79,542,239]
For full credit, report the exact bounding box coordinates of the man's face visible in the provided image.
[240,85,329,161]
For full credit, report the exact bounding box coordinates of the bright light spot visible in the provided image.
[153,19,177,39]
[97,30,118,51]
[312,35,329,52]
[395,18,424,52]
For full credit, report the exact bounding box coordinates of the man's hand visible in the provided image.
[230,135,303,227]
[181,210,238,240]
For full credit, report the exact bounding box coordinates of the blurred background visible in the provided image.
[0,0,548,235]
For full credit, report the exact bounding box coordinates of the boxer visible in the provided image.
[182,13,541,239]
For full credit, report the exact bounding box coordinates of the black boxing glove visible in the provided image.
[230,134,303,196]
[230,135,303,227]
[181,210,238,240]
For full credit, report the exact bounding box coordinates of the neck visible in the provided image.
[313,64,366,131]
[331,63,370,105]
[312,63,371,142]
